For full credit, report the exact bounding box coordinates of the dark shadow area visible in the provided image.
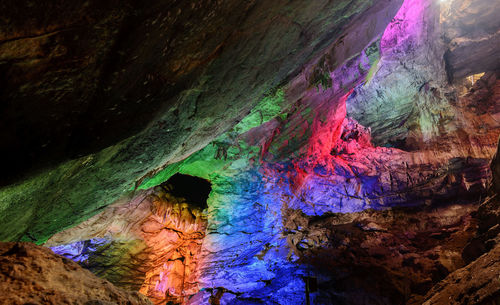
[163,173,211,209]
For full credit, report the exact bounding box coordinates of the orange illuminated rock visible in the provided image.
[46,186,208,305]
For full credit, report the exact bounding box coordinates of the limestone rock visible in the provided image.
[1,0,500,304]
[0,242,152,305]
[422,242,500,305]
[421,137,500,304]
[0,0,405,245]
[47,182,208,305]
[441,0,500,80]
[283,203,478,304]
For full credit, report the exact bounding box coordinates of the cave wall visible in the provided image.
[48,186,208,304]
[42,0,500,304]
[441,0,500,80]
[1,0,500,304]
[0,242,153,305]
[0,0,405,244]
[419,135,500,304]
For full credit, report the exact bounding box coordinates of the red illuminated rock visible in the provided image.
[0,0,499,304]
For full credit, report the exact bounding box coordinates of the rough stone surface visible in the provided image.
[441,0,500,80]
[0,242,152,305]
[0,0,404,244]
[421,142,500,305]
[1,0,500,304]
[283,203,478,304]
[347,0,500,149]
[47,184,208,305]
[422,242,500,305]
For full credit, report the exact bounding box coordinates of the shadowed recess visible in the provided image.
[162,173,211,210]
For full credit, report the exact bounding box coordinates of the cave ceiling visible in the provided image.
[1,0,500,304]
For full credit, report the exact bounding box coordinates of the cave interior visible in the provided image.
[1,0,500,304]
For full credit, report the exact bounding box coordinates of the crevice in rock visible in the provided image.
[161,173,211,210]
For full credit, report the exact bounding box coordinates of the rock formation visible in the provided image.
[422,242,500,304]
[1,0,500,304]
[0,0,404,244]
[0,242,152,305]
[441,0,500,80]
[47,179,209,304]
[418,155,500,304]
[419,133,500,304]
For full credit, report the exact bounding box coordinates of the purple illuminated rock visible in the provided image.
[1,0,500,304]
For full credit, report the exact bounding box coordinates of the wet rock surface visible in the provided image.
[0,242,152,305]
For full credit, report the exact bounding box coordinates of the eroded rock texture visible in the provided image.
[418,137,500,305]
[0,0,404,244]
[419,185,500,303]
[283,203,478,304]
[47,182,208,305]
[441,0,500,80]
[1,0,500,304]
[0,242,152,305]
[423,242,500,305]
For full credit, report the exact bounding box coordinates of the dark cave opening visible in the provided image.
[162,173,211,209]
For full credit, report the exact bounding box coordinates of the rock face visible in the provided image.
[47,179,209,305]
[48,6,500,305]
[441,0,500,80]
[422,242,500,305]
[347,0,500,149]
[1,0,500,304]
[419,145,500,304]
[283,203,478,304]
[0,0,405,244]
[0,242,152,305]
[347,0,448,146]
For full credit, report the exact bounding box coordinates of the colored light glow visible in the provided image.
[47,0,460,303]
[380,0,425,55]
[50,238,110,263]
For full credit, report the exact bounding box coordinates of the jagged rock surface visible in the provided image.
[0,0,405,244]
[1,0,500,304]
[347,0,500,149]
[41,0,500,304]
[0,242,152,305]
[420,139,500,304]
[422,242,500,305]
[283,203,478,304]
[47,185,208,305]
[441,0,500,80]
